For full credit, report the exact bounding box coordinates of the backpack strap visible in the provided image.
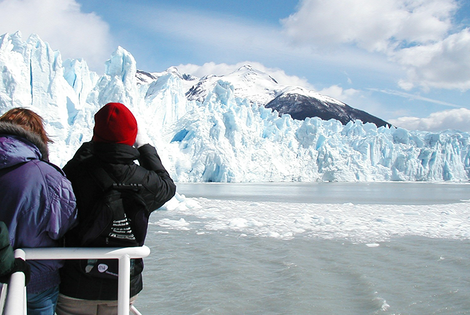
[89,166,116,191]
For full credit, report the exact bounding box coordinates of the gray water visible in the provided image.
[134,183,470,314]
[175,181,470,204]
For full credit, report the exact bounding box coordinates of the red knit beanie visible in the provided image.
[92,102,138,146]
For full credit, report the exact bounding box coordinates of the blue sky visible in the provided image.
[1,0,470,131]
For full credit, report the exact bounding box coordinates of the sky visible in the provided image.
[1,0,470,132]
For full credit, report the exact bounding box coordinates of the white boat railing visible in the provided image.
[0,246,150,315]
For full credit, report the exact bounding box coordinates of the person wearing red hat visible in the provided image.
[56,102,176,315]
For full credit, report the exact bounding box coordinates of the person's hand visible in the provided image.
[134,129,151,148]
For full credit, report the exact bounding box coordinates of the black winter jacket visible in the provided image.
[59,141,176,300]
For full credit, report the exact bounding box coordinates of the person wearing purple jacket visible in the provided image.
[0,108,78,315]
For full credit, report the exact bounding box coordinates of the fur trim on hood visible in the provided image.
[0,121,49,161]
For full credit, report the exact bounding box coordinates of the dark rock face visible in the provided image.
[266,92,390,127]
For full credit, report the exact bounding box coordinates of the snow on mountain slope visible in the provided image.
[184,65,279,105]
[0,32,469,182]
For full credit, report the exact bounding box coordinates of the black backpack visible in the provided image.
[77,163,150,279]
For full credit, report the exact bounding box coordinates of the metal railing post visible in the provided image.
[118,254,131,315]
[3,249,27,315]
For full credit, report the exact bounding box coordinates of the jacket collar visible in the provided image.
[92,142,140,164]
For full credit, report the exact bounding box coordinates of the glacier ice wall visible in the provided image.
[0,32,469,182]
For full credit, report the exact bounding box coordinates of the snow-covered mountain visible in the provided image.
[1,32,469,182]
[142,65,390,127]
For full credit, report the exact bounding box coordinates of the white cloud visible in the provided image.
[177,61,315,90]
[0,0,113,72]
[395,28,470,91]
[389,108,470,132]
[317,85,360,104]
[282,0,470,92]
[372,88,462,108]
[282,0,456,52]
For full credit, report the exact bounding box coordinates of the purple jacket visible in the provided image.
[0,122,77,293]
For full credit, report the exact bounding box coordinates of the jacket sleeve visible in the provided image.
[0,221,15,277]
[137,144,176,211]
[137,144,169,173]
[45,166,78,241]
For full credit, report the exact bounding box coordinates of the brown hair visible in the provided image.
[0,108,53,145]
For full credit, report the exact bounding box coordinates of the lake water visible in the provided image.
[175,181,470,204]
[134,182,470,314]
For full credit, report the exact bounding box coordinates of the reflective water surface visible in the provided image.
[176,181,470,204]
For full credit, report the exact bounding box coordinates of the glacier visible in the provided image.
[0,32,469,183]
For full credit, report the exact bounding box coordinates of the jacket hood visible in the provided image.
[0,121,49,169]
